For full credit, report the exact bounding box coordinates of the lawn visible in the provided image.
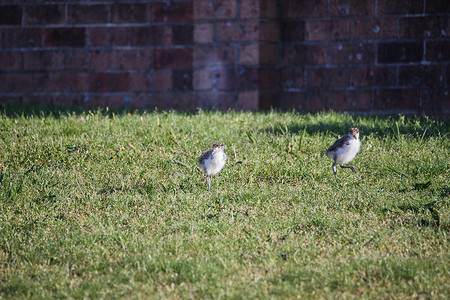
[0,105,449,299]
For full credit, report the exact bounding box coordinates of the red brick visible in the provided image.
[194,0,236,20]
[172,25,193,45]
[426,0,450,13]
[111,3,149,23]
[307,68,351,88]
[398,65,445,87]
[281,67,304,89]
[1,73,46,93]
[172,69,193,91]
[194,45,234,67]
[24,5,65,25]
[23,95,85,107]
[378,0,424,15]
[378,42,422,63]
[330,43,375,65]
[154,48,193,69]
[351,18,397,40]
[44,28,86,47]
[260,44,280,65]
[399,17,449,38]
[1,28,43,48]
[150,92,196,110]
[193,69,213,90]
[89,50,110,70]
[47,72,87,92]
[426,41,450,62]
[88,73,129,92]
[195,91,235,110]
[374,89,420,111]
[259,68,279,89]
[239,44,279,65]
[217,21,260,42]
[260,22,280,42]
[0,5,22,25]
[331,90,372,111]
[214,68,259,90]
[281,0,327,18]
[238,91,259,110]
[128,27,153,46]
[110,49,152,70]
[129,71,172,92]
[0,52,22,70]
[153,26,173,46]
[284,45,328,65]
[353,66,397,87]
[24,50,63,70]
[305,20,350,41]
[88,27,128,47]
[420,88,450,114]
[64,50,91,70]
[239,44,259,65]
[330,0,375,16]
[154,2,193,23]
[67,5,109,24]
[282,21,305,42]
[279,92,307,111]
[240,0,279,19]
[194,23,214,43]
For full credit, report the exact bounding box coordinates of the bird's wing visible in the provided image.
[327,134,351,152]
[199,149,212,164]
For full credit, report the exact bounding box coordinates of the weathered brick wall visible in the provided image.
[0,0,449,114]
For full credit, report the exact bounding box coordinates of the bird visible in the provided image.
[326,128,361,179]
[199,142,227,192]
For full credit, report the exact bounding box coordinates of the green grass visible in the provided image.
[0,106,449,299]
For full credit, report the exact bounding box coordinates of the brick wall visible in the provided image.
[0,0,449,114]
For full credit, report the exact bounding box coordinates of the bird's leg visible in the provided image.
[206,176,211,193]
[332,162,337,179]
[340,164,356,173]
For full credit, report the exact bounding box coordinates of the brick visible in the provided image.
[154,48,193,69]
[258,68,279,89]
[1,73,46,93]
[194,23,214,43]
[24,5,65,25]
[23,95,85,107]
[330,0,375,16]
[44,28,86,47]
[129,70,172,92]
[47,72,87,92]
[110,49,152,70]
[378,0,424,15]
[398,65,445,87]
[194,0,236,20]
[281,0,327,18]
[150,93,195,110]
[111,3,149,23]
[67,5,109,24]
[353,66,397,87]
[330,43,375,64]
[89,27,128,47]
[1,28,43,48]
[281,67,304,89]
[351,18,397,40]
[193,69,213,90]
[89,50,110,70]
[259,44,280,65]
[194,45,234,67]
[426,0,450,13]
[420,88,450,114]
[307,68,351,88]
[214,68,259,90]
[153,26,173,46]
[259,91,279,109]
[378,42,422,63]
[172,25,193,45]
[240,44,279,65]
[284,45,328,65]
[426,41,450,62]
[328,90,372,111]
[0,52,22,70]
[128,27,153,47]
[374,89,420,111]
[24,50,63,70]
[305,20,350,41]
[0,5,22,25]
[64,50,91,70]
[282,21,305,42]
[149,71,174,91]
[195,91,235,110]
[154,2,193,23]
[399,17,449,38]
[238,91,259,110]
[217,21,260,42]
[172,69,193,91]
[278,92,307,111]
[88,73,129,92]
[240,0,280,19]
[260,22,280,42]
[239,44,259,64]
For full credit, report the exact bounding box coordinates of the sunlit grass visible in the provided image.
[0,106,449,298]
